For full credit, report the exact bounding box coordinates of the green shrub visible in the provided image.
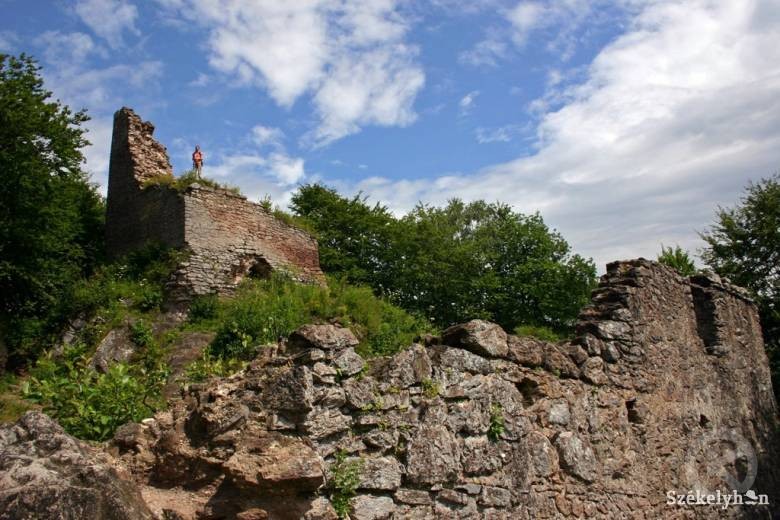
[188,294,220,323]
[329,450,362,519]
[208,274,432,360]
[130,320,154,348]
[513,324,563,342]
[658,244,697,277]
[23,343,169,441]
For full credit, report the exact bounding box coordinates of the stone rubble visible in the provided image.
[2,259,778,519]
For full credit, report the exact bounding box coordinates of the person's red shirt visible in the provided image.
[192,150,203,163]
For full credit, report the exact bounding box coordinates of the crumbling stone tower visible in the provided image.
[105,107,325,297]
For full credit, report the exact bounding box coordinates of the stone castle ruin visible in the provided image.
[105,107,325,298]
[1,110,778,518]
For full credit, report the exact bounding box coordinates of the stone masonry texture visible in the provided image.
[77,259,776,519]
[105,107,325,297]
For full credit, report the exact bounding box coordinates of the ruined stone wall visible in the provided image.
[175,186,325,296]
[104,107,325,293]
[106,259,779,519]
[106,108,182,256]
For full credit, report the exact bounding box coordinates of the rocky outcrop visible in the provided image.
[4,260,778,519]
[99,260,779,519]
[0,412,153,520]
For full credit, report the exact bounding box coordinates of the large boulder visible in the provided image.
[223,432,325,491]
[287,324,359,353]
[441,320,509,358]
[0,412,153,520]
[90,324,138,373]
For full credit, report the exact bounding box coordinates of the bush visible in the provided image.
[657,244,697,276]
[184,351,246,383]
[130,320,154,348]
[513,324,563,342]
[188,294,220,323]
[208,274,432,360]
[23,343,168,441]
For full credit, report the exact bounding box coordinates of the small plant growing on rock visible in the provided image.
[361,395,384,412]
[329,450,362,519]
[421,378,440,398]
[184,351,246,383]
[130,320,154,348]
[488,402,505,442]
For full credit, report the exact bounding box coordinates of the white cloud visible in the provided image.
[34,31,105,64]
[203,124,308,198]
[81,117,114,192]
[251,125,285,149]
[335,0,780,271]
[158,0,425,146]
[268,153,306,184]
[463,0,632,68]
[188,73,211,87]
[507,1,545,45]
[458,37,507,67]
[475,125,520,144]
[204,150,307,205]
[458,90,479,115]
[75,0,140,48]
[311,43,424,145]
[0,30,18,51]
[41,61,163,112]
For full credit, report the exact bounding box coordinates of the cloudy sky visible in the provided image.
[3,0,779,270]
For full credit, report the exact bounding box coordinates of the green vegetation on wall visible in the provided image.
[657,244,697,276]
[142,168,241,195]
[193,274,433,361]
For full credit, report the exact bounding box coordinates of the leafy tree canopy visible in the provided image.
[700,174,780,396]
[291,184,597,333]
[0,54,104,364]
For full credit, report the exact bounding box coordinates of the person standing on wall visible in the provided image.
[192,145,204,178]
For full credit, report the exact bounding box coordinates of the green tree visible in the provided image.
[394,200,596,331]
[657,244,696,276]
[291,185,597,333]
[0,54,104,365]
[700,174,780,397]
[290,184,399,291]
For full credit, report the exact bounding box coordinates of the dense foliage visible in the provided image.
[194,274,433,360]
[291,184,597,333]
[0,54,105,365]
[23,336,168,442]
[701,174,780,397]
[657,245,697,276]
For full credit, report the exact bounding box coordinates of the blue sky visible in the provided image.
[2,0,780,270]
